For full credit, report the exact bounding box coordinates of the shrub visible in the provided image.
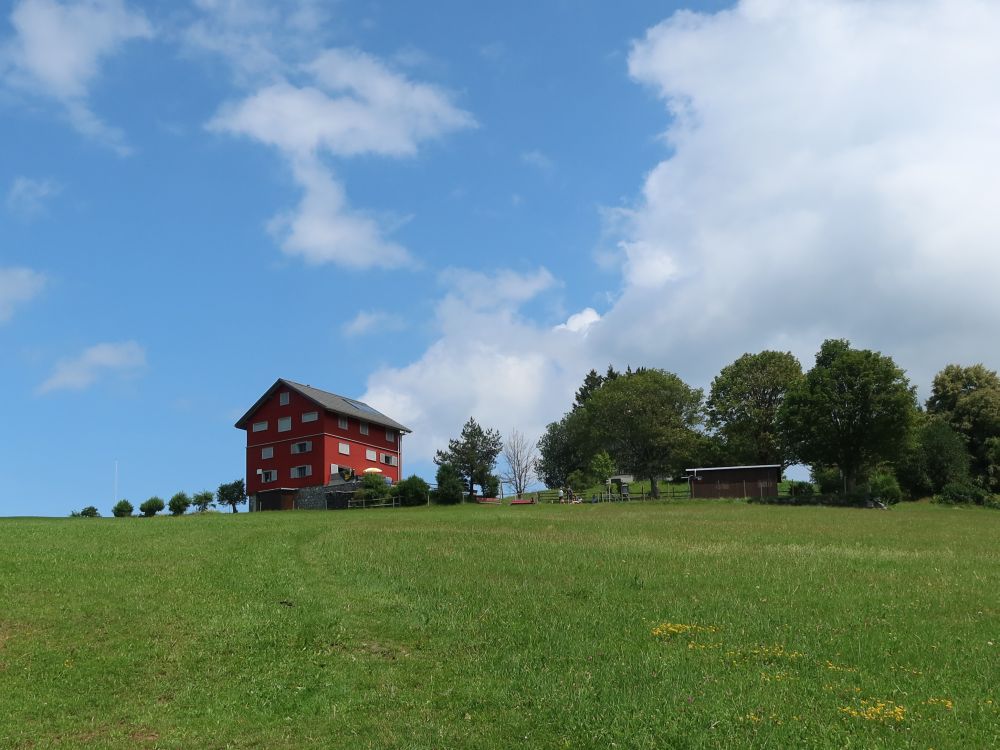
[168,492,191,516]
[566,468,593,493]
[354,472,391,504]
[79,506,100,518]
[811,466,843,495]
[139,496,165,517]
[432,464,464,505]
[786,480,815,498]
[394,475,430,507]
[112,500,133,517]
[867,471,903,505]
[191,490,214,512]
[935,481,990,506]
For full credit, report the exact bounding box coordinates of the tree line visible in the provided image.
[534,340,1000,504]
[73,479,248,518]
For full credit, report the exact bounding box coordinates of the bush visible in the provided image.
[934,481,990,506]
[191,490,214,512]
[432,464,464,505]
[139,496,165,517]
[786,480,815,498]
[168,492,191,516]
[354,472,391,504]
[394,475,430,507]
[78,506,100,518]
[112,500,133,517]
[867,471,903,505]
[811,466,843,495]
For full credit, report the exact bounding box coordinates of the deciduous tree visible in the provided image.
[216,479,247,513]
[779,340,917,492]
[499,429,537,497]
[707,351,802,466]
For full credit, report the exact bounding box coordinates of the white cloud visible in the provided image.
[361,268,599,463]
[342,310,407,338]
[521,150,555,173]
[5,176,61,217]
[0,267,46,323]
[208,48,474,269]
[37,340,146,393]
[4,0,153,154]
[359,0,1000,468]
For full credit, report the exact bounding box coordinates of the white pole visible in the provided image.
[114,460,118,505]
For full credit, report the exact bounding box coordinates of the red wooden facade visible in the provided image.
[236,379,410,497]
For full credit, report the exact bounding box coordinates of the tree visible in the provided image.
[897,417,970,497]
[139,497,165,517]
[393,475,431,507]
[499,430,537,497]
[927,364,1000,416]
[927,364,1000,482]
[79,506,100,518]
[778,340,917,492]
[168,492,191,516]
[354,472,390,504]
[191,490,214,513]
[434,418,503,496]
[581,369,704,498]
[573,369,605,411]
[707,351,802,466]
[432,463,464,505]
[536,412,591,488]
[112,499,133,517]
[589,451,616,486]
[217,479,247,513]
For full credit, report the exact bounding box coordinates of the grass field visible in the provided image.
[1,501,997,749]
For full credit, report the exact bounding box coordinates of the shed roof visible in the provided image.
[235,378,411,433]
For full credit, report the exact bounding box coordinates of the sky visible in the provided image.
[3,0,1000,517]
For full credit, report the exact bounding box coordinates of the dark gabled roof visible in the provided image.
[685,465,781,472]
[235,378,411,433]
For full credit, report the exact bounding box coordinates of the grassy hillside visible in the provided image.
[1,502,997,749]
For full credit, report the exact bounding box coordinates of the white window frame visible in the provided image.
[360,422,369,436]
[252,421,268,432]
[302,411,318,423]
[366,448,376,461]
[291,441,312,455]
[261,446,274,459]
[339,442,350,455]
[380,453,398,466]
[290,464,312,479]
[386,429,395,443]
[279,392,290,406]
[261,469,277,483]
[277,416,292,432]
[338,416,349,429]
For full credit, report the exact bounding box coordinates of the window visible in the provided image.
[366,448,376,461]
[338,416,348,429]
[279,392,289,406]
[261,446,274,459]
[278,416,291,432]
[252,421,268,432]
[386,429,395,443]
[290,465,312,479]
[302,411,318,423]
[360,422,369,436]
[261,469,277,483]
[380,453,398,466]
[339,442,350,455]
[291,441,312,454]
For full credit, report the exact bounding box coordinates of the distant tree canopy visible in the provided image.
[191,490,214,513]
[168,492,191,516]
[434,417,503,496]
[707,350,802,467]
[927,364,1000,487]
[112,499,133,517]
[779,339,917,492]
[139,497,165,517]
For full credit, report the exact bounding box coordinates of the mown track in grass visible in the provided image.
[0,501,997,749]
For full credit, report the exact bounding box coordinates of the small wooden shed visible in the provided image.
[685,465,781,499]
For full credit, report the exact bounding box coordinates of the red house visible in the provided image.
[235,378,411,511]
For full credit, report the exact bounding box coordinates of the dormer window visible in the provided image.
[279,391,290,406]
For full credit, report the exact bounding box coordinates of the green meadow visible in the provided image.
[1,502,997,749]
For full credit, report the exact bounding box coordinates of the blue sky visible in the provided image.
[3,0,1000,516]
